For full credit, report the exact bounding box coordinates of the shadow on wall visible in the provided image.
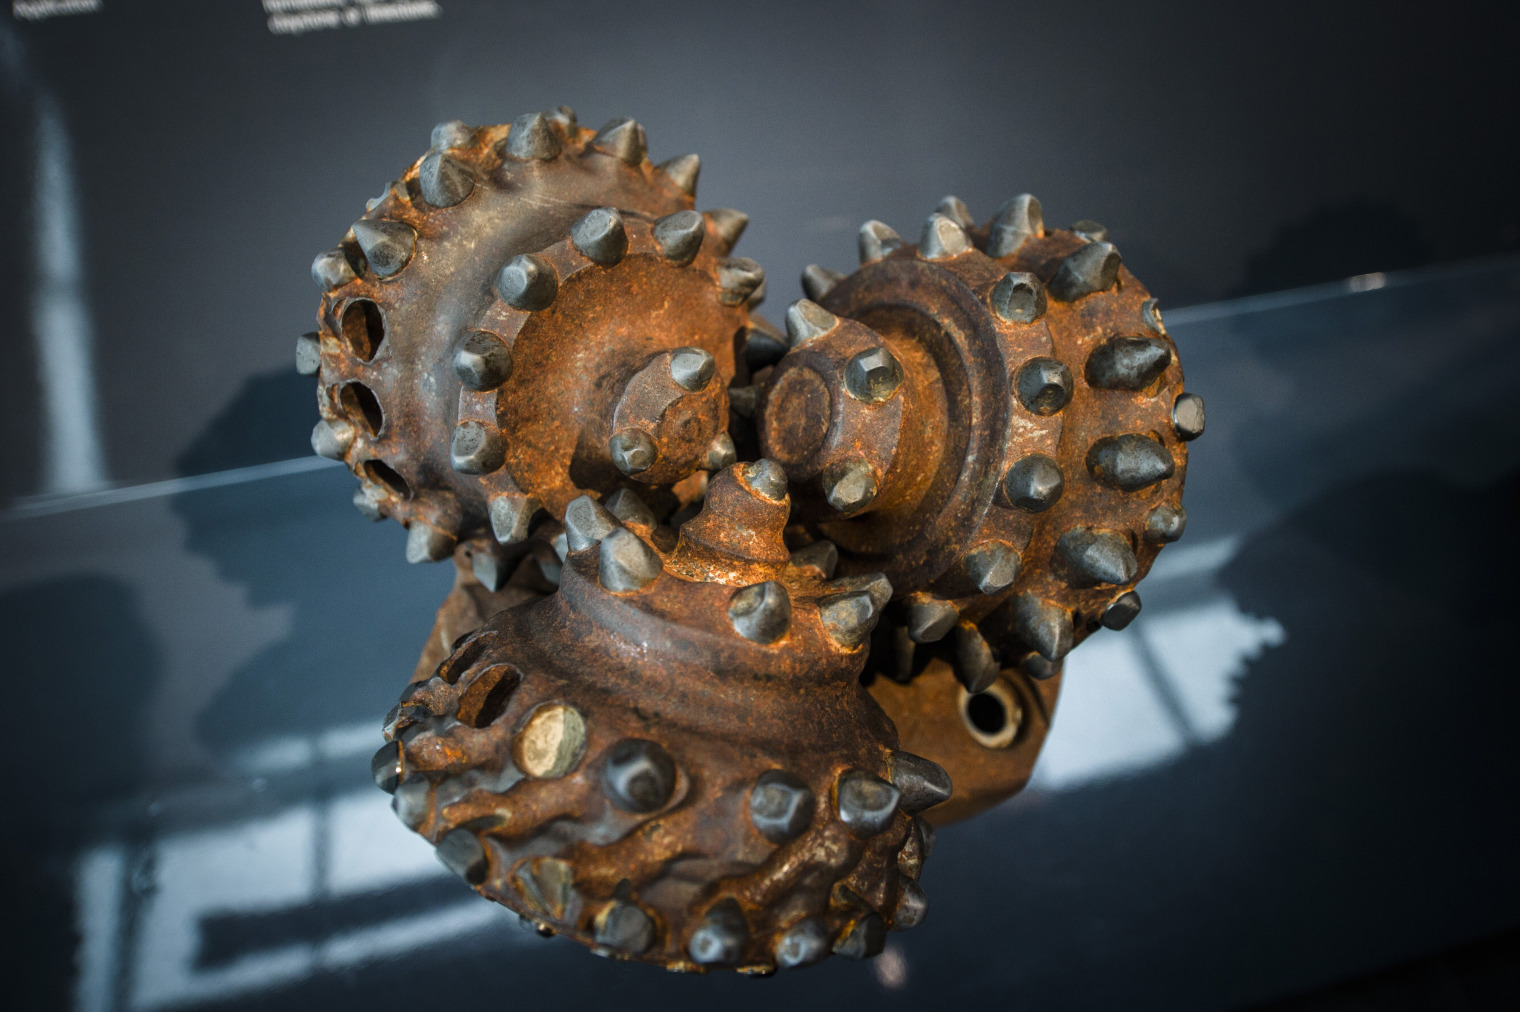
[1231,199,1433,297]
[174,364,317,477]
[0,575,161,1009]
[169,365,449,758]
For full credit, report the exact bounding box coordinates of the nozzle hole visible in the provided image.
[340,298,386,360]
[340,381,384,435]
[363,459,411,499]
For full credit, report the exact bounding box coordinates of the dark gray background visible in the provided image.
[1,0,1516,502]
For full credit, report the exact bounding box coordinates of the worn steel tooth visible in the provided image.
[311,419,353,460]
[351,219,417,278]
[774,919,831,969]
[1087,433,1176,491]
[406,521,456,564]
[602,738,677,812]
[990,271,1048,324]
[905,594,958,644]
[728,384,758,417]
[935,195,974,230]
[858,220,904,263]
[729,581,792,644]
[746,277,767,308]
[1144,503,1187,543]
[371,742,403,793]
[1021,652,1060,680]
[430,120,475,150]
[1057,527,1139,586]
[652,210,705,264]
[489,492,545,546]
[1173,392,1206,440]
[571,206,629,265]
[453,331,513,391]
[917,818,937,859]
[706,208,749,251]
[1101,590,1143,630]
[311,247,356,289]
[656,153,700,196]
[592,117,647,163]
[391,777,430,828]
[1071,219,1108,242]
[833,912,886,960]
[739,319,788,369]
[894,879,929,930]
[295,332,321,375]
[818,591,878,649]
[595,901,656,955]
[450,420,506,474]
[495,253,559,310]
[437,829,489,885]
[919,212,972,260]
[608,428,657,475]
[689,899,749,966]
[504,111,562,160]
[599,528,663,591]
[986,193,1044,256]
[717,257,764,305]
[844,346,903,403]
[827,572,893,613]
[702,432,737,471]
[1003,453,1065,512]
[1049,240,1122,301]
[889,751,952,813]
[801,264,847,301]
[1142,297,1167,334]
[741,459,788,501]
[1013,593,1073,660]
[471,546,508,591]
[1015,356,1074,415]
[419,151,475,208]
[352,485,385,521]
[889,625,916,682]
[748,770,814,843]
[563,495,619,552]
[953,623,999,692]
[836,769,900,836]
[604,488,655,529]
[823,458,878,513]
[964,541,1020,593]
[669,346,716,390]
[1086,336,1173,390]
[784,299,839,345]
[546,105,577,133]
[790,540,838,577]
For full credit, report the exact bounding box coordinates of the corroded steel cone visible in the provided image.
[375,462,947,971]
[759,194,1200,818]
[302,107,764,584]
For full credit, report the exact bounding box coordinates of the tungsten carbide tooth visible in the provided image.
[986,193,1043,256]
[419,151,474,207]
[351,219,416,278]
[504,111,562,160]
[657,153,700,196]
[592,117,647,163]
[707,208,749,250]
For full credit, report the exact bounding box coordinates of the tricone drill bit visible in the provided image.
[375,462,946,971]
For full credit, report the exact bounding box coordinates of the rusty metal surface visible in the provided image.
[757,197,1196,818]
[305,108,761,579]
[300,115,1198,971]
[378,463,947,971]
